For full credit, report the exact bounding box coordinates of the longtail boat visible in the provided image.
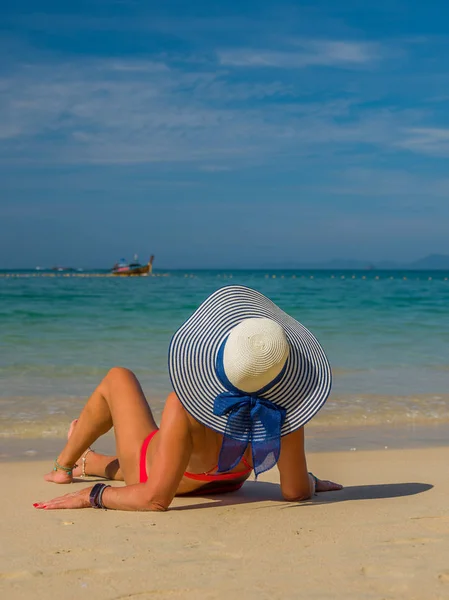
[112,255,154,276]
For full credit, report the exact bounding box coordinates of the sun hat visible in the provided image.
[168,285,331,476]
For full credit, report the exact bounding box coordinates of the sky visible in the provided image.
[1,0,449,269]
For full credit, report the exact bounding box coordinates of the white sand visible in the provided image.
[1,447,448,600]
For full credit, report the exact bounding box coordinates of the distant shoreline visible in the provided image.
[1,267,449,273]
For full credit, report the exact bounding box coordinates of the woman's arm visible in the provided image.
[276,428,343,501]
[277,428,313,501]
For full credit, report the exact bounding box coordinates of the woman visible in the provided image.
[35,285,342,511]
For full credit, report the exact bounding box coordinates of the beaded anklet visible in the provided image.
[80,448,94,478]
[53,459,75,476]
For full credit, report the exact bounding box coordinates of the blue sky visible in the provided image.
[1,0,449,268]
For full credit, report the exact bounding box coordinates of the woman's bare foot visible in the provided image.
[44,443,77,483]
[45,418,121,483]
[43,467,73,484]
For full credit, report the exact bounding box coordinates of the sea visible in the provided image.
[1,268,448,457]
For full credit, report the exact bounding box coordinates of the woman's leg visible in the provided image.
[66,420,123,480]
[81,453,123,481]
[45,367,158,485]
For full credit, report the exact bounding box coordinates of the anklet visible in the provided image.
[81,448,94,478]
[53,459,74,476]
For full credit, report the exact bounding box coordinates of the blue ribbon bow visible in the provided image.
[213,338,287,477]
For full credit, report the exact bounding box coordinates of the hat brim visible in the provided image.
[168,285,331,436]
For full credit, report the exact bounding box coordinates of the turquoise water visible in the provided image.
[1,269,448,438]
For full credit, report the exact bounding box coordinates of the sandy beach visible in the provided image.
[1,446,448,600]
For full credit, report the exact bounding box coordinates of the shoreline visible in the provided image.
[2,421,449,463]
[2,392,449,441]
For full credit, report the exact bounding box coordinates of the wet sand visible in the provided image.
[1,446,448,600]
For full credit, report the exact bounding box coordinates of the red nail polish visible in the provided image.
[33,503,39,507]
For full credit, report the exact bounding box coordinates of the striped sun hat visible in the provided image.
[168,285,331,476]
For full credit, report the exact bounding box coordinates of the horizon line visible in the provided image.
[2,266,449,273]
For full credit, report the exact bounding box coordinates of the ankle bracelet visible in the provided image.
[81,448,94,478]
[53,459,74,476]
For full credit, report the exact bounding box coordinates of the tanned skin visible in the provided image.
[35,367,342,511]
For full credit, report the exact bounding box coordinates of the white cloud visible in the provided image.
[397,127,449,156]
[218,40,380,69]
[105,60,170,73]
[0,46,444,168]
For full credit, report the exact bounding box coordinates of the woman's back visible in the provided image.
[146,392,254,495]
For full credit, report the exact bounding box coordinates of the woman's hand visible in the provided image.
[315,477,343,493]
[33,487,92,510]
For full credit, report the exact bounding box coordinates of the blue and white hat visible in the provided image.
[168,285,331,476]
